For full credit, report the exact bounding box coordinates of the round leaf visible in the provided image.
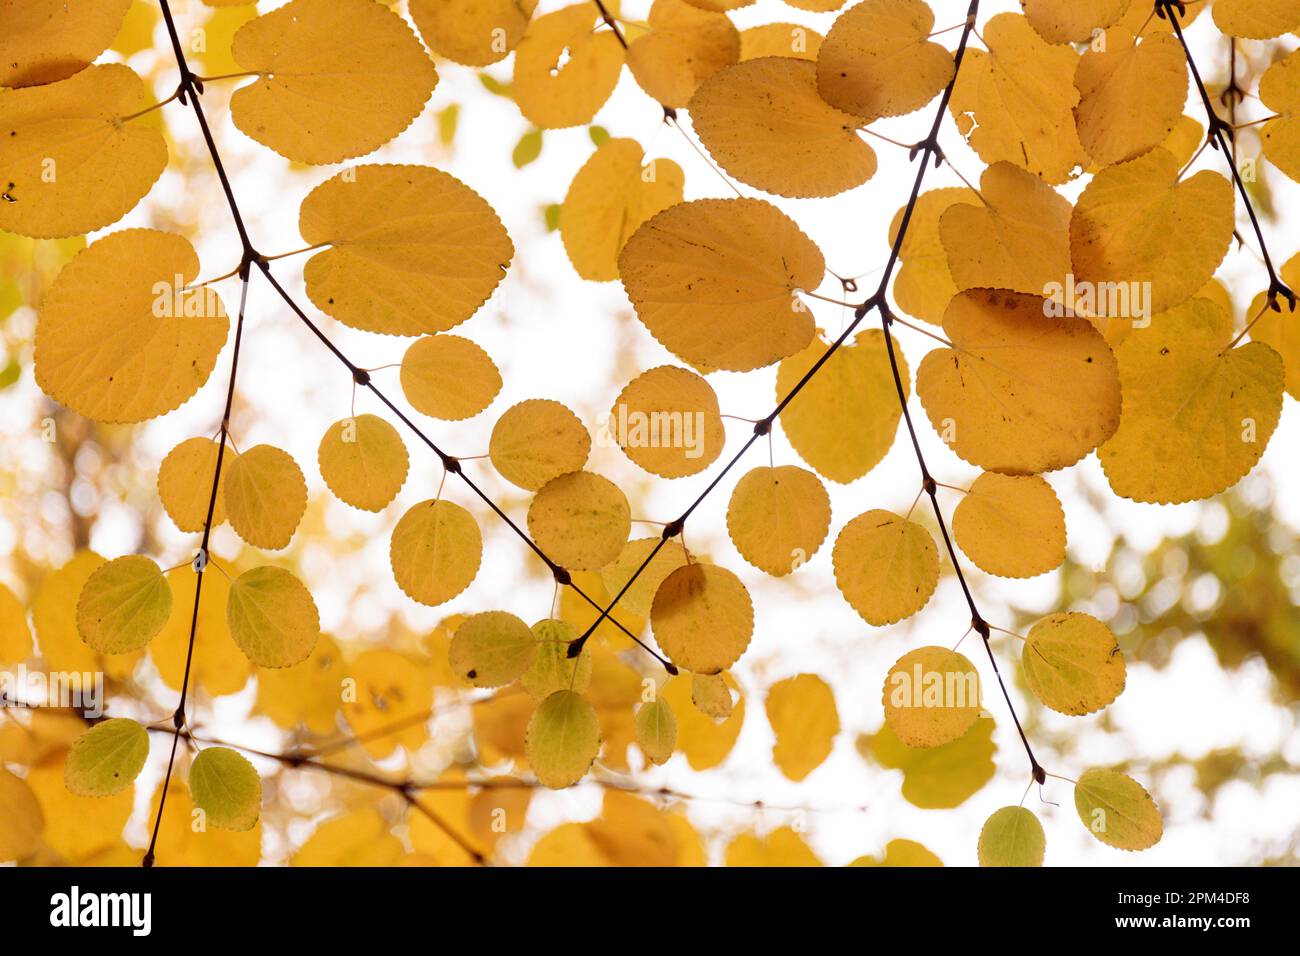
[189,747,261,832]
[833,510,938,626]
[76,555,172,654]
[64,718,149,798]
[226,566,320,668]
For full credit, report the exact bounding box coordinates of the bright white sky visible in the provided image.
[5,0,1300,866]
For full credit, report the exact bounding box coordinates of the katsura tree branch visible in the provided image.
[1160,0,1296,312]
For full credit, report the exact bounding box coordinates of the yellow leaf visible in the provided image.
[560,139,684,281]
[689,56,876,198]
[342,649,434,759]
[599,538,690,618]
[635,696,677,765]
[611,366,724,477]
[450,611,537,687]
[226,566,320,668]
[1247,253,1300,399]
[882,646,982,748]
[1073,30,1186,167]
[978,806,1045,867]
[619,198,822,372]
[223,444,307,551]
[939,162,1072,296]
[318,414,409,512]
[0,65,166,238]
[0,767,42,862]
[1023,612,1126,715]
[230,0,437,163]
[35,230,228,423]
[32,551,106,676]
[888,187,978,324]
[816,0,954,121]
[152,564,251,697]
[389,499,483,606]
[833,510,937,626]
[526,689,601,788]
[76,555,171,654]
[489,399,591,491]
[1260,50,1300,184]
[916,289,1121,474]
[146,781,260,866]
[775,330,906,483]
[739,23,822,61]
[295,808,404,866]
[690,671,734,719]
[527,470,631,571]
[662,673,744,769]
[1098,297,1284,503]
[1074,768,1162,850]
[64,719,148,798]
[255,633,345,735]
[522,619,592,698]
[189,747,260,832]
[859,717,996,809]
[948,12,1086,184]
[849,838,943,867]
[628,0,739,107]
[782,0,843,10]
[765,673,839,781]
[409,0,533,67]
[0,583,33,665]
[727,465,831,576]
[1070,148,1234,317]
[512,3,625,129]
[300,164,512,335]
[651,563,753,674]
[952,473,1066,578]
[1020,0,1131,44]
[1212,0,1300,38]
[726,826,821,866]
[158,438,233,532]
[0,0,131,88]
[400,334,502,420]
[28,756,131,861]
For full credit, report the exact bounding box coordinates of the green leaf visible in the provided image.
[64,719,149,797]
[1074,768,1163,851]
[525,690,600,789]
[543,202,562,232]
[478,72,513,98]
[76,554,172,654]
[977,806,1045,867]
[513,128,544,168]
[588,125,610,147]
[635,697,677,766]
[189,747,261,832]
[436,103,459,147]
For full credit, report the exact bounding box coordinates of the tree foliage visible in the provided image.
[0,0,1297,868]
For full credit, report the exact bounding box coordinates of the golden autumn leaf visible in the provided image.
[560,139,684,281]
[223,444,308,551]
[816,0,954,121]
[1070,148,1234,318]
[0,65,166,238]
[512,3,625,129]
[765,673,839,781]
[317,414,409,512]
[35,230,228,424]
[0,0,132,88]
[952,473,1066,579]
[610,365,725,477]
[688,56,877,198]
[1074,768,1163,851]
[299,165,513,336]
[489,399,591,491]
[882,646,982,748]
[1022,612,1126,716]
[390,499,483,606]
[833,510,938,626]
[409,0,534,67]
[619,198,822,372]
[628,0,739,107]
[726,465,831,576]
[1098,297,1283,504]
[651,563,754,674]
[915,289,1122,474]
[230,0,437,164]
[948,12,1086,184]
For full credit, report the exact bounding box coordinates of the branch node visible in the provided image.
[752,417,772,436]
[552,565,571,586]
[352,367,371,387]
[971,616,990,640]
[441,454,462,475]
[662,518,685,539]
